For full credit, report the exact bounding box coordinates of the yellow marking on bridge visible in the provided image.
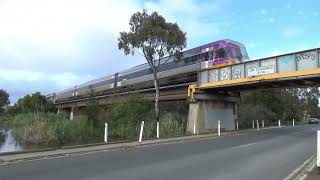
[188,68,320,97]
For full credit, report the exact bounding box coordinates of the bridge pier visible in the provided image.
[70,106,81,120]
[187,92,240,134]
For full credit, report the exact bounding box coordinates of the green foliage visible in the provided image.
[237,104,276,128]
[118,10,187,63]
[0,131,4,143]
[83,89,99,127]
[158,112,187,137]
[107,94,187,139]
[8,113,103,145]
[298,87,320,118]
[0,89,10,113]
[238,88,320,128]
[118,10,187,122]
[15,92,55,113]
[107,94,152,139]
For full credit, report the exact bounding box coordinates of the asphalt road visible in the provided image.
[0,125,319,180]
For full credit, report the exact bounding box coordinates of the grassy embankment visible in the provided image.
[6,94,187,146]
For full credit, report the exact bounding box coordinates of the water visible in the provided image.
[0,129,22,153]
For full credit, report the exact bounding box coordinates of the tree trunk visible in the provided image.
[153,73,160,123]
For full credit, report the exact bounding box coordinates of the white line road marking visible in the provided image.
[283,155,316,180]
[231,142,258,149]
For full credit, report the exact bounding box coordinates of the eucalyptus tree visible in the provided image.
[118,10,186,122]
[0,89,9,113]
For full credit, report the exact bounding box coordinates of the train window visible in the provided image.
[240,46,249,59]
[200,52,209,62]
[215,48,227,58]
[228,46,242,60]
[191,55,197,62]
[184,57,190,64]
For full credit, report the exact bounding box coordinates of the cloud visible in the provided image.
[268,17,275,23]
[0,68,94,88]
[0,0,232,103]
[297,10,303,16]
[0,0,144,102]
[285,3,292,9]
[283,27,304,38]
[260,9,267,15]
[0,68,96,104]
[0,0,142,73]
[143,0,227,44]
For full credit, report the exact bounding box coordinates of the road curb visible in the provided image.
[283,155,316,180]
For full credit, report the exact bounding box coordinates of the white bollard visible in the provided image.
[252,120,255,129]
[156,121,159,139]
[193,121,196,135]
[218,120,221,136]
[262,120,265,128]
[317,131,320,169]
[278,120,281,128]
[70,111,74,121]
[236,121,239,130]
[256,120,259,131]
[104,123,108,143]
[293,119,295,127]
[139,121,144,143]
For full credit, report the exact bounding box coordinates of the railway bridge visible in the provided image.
[51,44,320,134]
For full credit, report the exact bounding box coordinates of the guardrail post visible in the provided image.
[252,120,255,129]
[139,121,144,143]
[156,121,159,139]
[278,120,281,128]
[317,131,320,173]
[193,121,196,135]
[293,119,295,127]
[262,120,265,128]
[256,120,259,131]
[104,123,108,143]
[236,121,239,130]
[218,120,221,136]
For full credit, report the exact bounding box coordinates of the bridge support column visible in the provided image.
[187,92,240,134]
[70,106,80,120]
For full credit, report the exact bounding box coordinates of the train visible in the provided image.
[51,39,249,102]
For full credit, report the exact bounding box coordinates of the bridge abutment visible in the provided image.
[187,92,240,134]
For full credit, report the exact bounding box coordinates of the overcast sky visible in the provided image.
[0,0,320,103]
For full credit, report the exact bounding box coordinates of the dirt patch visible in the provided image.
[305,166,320,180]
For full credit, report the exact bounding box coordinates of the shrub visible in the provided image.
[8,112,103,145]
[237,104,277,128]
[107,94,187,140]
[0,129,5,143]
[8,93,188,145]
[107,94,152,139]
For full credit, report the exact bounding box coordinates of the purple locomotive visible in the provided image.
[199,39,249,68]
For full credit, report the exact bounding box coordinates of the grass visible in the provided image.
[5,94,188,146]
[106,94,187,140]
[8,112,103,145]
